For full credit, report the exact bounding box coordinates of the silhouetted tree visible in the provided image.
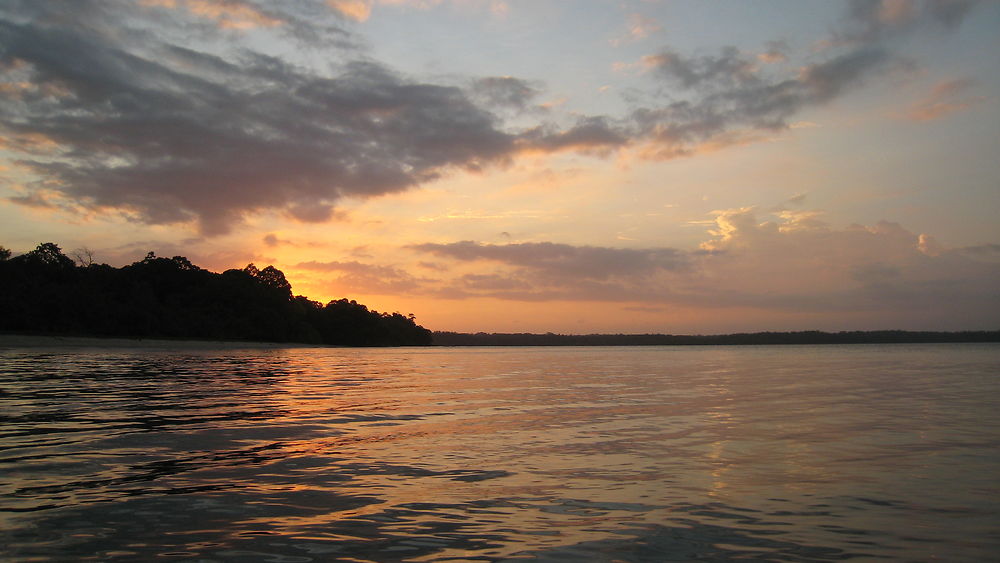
[0,242,433,345]
[18,242,75,270]
[71,247,95,267]
[0,246,10,261]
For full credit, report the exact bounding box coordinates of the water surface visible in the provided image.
[1,344,998,561]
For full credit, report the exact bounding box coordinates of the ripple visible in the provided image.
[2,344,999,561]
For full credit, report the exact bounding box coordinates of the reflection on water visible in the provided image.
[1,344,998,561]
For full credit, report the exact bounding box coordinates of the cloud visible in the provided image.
[327,0,373,22]
[7,191,56,209]
[469,76,541,112]
[757,40,789,63]
[459,272,532,291]
[262,233,285,247]
[607,1,982,159]
[327,0,510,21]
[179,0,283,29]
[417,260,447,271]
[628,46,891,158]
[609,13,662,46]
[0,1,514,235]
[841,0,982,43]
[0,0,988,237]
[518,116,630,155]
[138,0,350,45]
[689,207,1000,318]
[904,78,987,121]
[404,209,1000,327]
[958,243,1000,260]
[408,240,690,281]
[294,259,422,293]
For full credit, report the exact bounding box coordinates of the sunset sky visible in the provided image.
[1,0,998,333]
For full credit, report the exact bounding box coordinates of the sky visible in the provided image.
[1,0,998,334]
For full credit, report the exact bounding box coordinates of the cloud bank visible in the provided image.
[0,0,987,234]
[396,209,1000,327]
[0,0,514,234]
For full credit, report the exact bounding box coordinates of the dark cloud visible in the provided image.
[618,0,981,158]
[0,1,515,234]
[510,24,902,161]
[469,76,541,111]
[7,192,55,209]
[843,0,982,42]
[646,46,759,90]
[0,0,987,235]
[518,116,630,155]
[406,218,999,327]
[959,243,1000,259]
[409,241,689,281]
[924,0,982,27]
[630,46,890,156]
[402,240,695,302]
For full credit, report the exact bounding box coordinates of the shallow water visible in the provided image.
[1,344,998,561]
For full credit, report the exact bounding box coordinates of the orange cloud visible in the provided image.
[905,78,987,121]
[0,81,32,98]
[757,40,789,63]
[325,1,509,24]
[144,0,282,29]
[327,0,372,21]
[5,132,61,153]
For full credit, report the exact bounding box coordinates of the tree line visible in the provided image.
[0,243,432,346]
[432,330,1000,346]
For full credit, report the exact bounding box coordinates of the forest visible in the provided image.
[432,330,1000,346]
[0,243,432,346]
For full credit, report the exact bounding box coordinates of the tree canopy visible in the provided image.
[0,243,432,346]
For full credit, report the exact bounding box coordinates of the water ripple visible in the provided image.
[1,343,999,561]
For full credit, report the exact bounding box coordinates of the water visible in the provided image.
[1,344,998,561]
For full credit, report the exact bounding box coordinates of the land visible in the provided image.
[432,330,1000,346]
[0,243,432,346]
[3,330,997,350]
[4,244,996,350]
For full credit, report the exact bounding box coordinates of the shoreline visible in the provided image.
[0,334,320,349]
[2,332,998,350]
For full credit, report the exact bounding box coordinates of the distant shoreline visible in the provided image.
[432,330,1000,347]
[2,330,998,349]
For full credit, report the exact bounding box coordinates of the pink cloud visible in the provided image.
[905,78,987,121]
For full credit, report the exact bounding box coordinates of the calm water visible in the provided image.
[1,344,998,562]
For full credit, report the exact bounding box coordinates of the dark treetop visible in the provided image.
[0,243,432,346]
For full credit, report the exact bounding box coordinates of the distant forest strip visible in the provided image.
[432,330,1000,346]
[0,243,432,346]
